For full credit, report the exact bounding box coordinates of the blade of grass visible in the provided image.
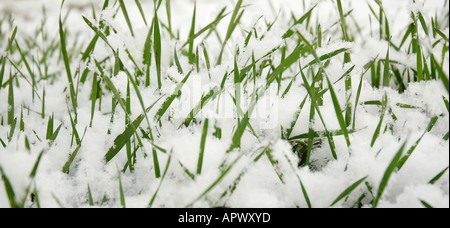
[15,41,36,101]
[217,0,243,65]
[8,73,14,126]
[118,0,134,36]
[267,44,303,85]
[371,94,387,147]
[153,9,162,89]
[187,153,243,208]
[148,150,173,207]
[0,56,6,88]
[62,144,81,174]
[430,54,449,94]
[87,184,94,206]
[397,116,439,170]
[155,70,193,121]
[188,2,196,64]
[165,0,172,36]
[372,141,407,208]
[429,166,449,185]
[135,0,147,26]
[181,7,228,48]
[330,176,368,207]
[104,98,160,163]
[174,46,183,74]
[382,47,390,87]
[197,119,209,175]
[299,67,338,162]
[11,149,45,208]
[89,73,98,127]
[60,10,78,116]
[0,166,18,208]
[353,59,377,130]
[420,200,433,208]
[325,74,351,147]
[118,171,126,208]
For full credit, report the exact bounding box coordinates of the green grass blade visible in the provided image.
[264,147,285,184]
[155,70,193,121]
[15,41,36,100]
[197,119,209,175]
[429,166,449,185]
[183,87,220,127]
[82,16,113,51]
[90,73,98,127]
[217,0,243,65]
[353,59,376,130]
[299,178,311,208]
[330,176,367,207]
[62,143,82,174]
[174,46,183,74]
[7,26,17,52]
[81,35,99,62]
[118,172,126,208]
[60,12,78,115]
[29,151,45,178]
[148,150,173,207]
[165,0,172,35]
[0,166,18,208]
[187,153,243,207]
[325,75,351,147]
[372,141,407,208]
[135,0,148,26]
[118,0,134,36]
[188,2,196,64]
[299,67,338,162]
[420,200,433,208]
[0,56,6,88]
[8,73,14,126]
[267,44,303,85]
[181,7,228,49]
[397,116,439,170]
[382,47,390,87]
[46,115,53,140]
[371,94,387,147]
[305,48,348,68]
[228,98,257,152]
[104,110,143,162]
[153,10,162,89]
[87,184,94,206]
[431,54,449,94]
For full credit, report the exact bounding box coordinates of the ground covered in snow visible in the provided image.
[0,0,449,208]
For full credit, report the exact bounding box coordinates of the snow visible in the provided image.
[0,0,449,208]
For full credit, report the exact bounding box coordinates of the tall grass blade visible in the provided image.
[429,166,449,185]
[135,0,148,26]
[155,70,193,121]
[118,0,134,36]
[188,2,196,64]
[60,11,77,115]
[153,9,162,89]
[148,150,173,207]
[372,141,407,208]
[371,94,387,147]
[397,116,439,170]
[187,153,243,207]
[197,119,209,175]
[8,73,14,126]
[325,75,351,147]
[330,176,367,206]
[118,171,126,208]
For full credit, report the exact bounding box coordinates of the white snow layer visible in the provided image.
[0,0,448,208]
